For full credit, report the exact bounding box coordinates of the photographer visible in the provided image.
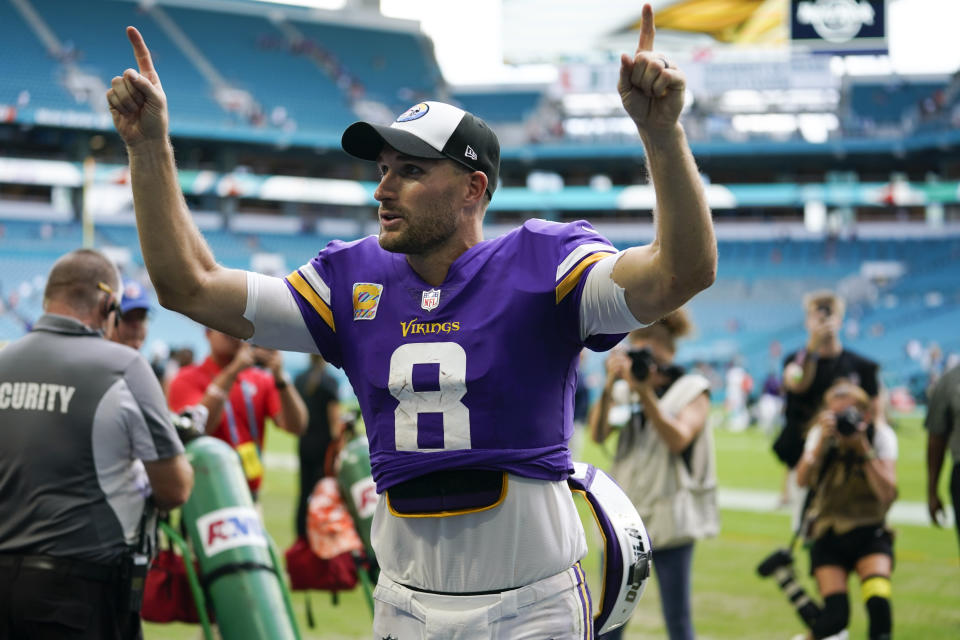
[776,291,880,528]
[589,310,717,640]
[796,382,897,640]
[778,292,880,464]
[168,328,308,500]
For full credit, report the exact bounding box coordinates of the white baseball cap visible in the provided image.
[341,101,500,199]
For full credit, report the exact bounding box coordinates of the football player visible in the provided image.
[107,4,715,637]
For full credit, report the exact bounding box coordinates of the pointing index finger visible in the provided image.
[636,3,655,53]
[126,26,157,80]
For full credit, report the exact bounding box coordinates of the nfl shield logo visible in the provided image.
[421,288,440,312]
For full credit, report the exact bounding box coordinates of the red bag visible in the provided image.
[284,477,364,592]
[141,548,206,624]
[283,536,357,592]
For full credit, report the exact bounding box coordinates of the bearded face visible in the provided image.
[374,150,470,257]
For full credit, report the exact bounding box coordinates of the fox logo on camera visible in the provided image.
[196,506,267,557]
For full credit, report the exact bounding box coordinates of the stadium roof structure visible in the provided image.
[1,0,958,190]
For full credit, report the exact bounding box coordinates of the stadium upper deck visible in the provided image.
[1,0,957,163]
[1,0,957,394]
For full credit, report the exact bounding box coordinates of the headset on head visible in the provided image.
[97,281,121,328]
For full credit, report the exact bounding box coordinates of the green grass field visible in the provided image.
[144,414,959,639]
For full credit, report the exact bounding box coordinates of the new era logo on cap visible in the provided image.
[341,101,500,199]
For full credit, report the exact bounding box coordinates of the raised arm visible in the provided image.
[107,27,251,337]
[610,4,716,324]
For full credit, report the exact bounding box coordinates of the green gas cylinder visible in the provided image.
[181,437,298,640]
[336,436,378,565]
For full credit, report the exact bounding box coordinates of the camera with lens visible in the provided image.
[628,348,657,381]
[756,545,821,628]
[628,348,685,384]
[170,405,208,443]
[817,301,833,317]
[756,547,793,577]
[835,406,862,437]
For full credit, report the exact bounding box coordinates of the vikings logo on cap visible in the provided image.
[396,102,429,122]
[353,283,383,320]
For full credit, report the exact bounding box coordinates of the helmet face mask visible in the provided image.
[568,463,652,636]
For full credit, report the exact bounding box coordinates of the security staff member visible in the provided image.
[0,248,193,640]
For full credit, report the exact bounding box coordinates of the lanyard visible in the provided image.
[222,379,261,455]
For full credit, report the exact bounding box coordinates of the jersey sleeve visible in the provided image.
[123,355,184,461]
[283,252,343,368]
[525,219,623,351]
[244,272,319,354]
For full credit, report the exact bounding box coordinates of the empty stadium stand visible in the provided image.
[1,214,957,402]
[1,0,445,143]
[2,0,959,408]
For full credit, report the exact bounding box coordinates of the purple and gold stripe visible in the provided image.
[573,561,593,639]
[555,251,615,304]
[286,269,335,332]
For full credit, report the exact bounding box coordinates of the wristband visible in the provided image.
[275,373,291,390]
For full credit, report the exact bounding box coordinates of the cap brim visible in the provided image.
[120,302,150,314]
[342,122,446,161]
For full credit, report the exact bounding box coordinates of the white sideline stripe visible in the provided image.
[264,451,299,470]
[262,453,948,527]
[718,487,952,527]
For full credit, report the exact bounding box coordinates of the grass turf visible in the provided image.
[143,413,959,639]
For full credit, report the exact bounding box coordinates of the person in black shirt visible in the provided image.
[774,291,880,470]
[293,354,342,538]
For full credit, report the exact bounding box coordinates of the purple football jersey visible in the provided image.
[285,219,624,491]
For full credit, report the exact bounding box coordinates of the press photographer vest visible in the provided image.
[610,373,718,549]
[806,427,890,539]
